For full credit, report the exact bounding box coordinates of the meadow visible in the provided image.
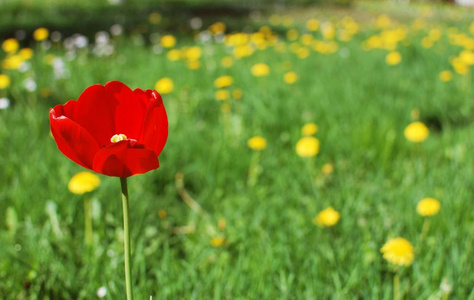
[0,2,473,299]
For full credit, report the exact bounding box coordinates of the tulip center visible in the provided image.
[110,134,127,143]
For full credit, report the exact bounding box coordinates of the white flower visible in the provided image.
[0,97,10,109]
[110,24,123,36]
[190,17,203,30]
[24,78,37,92]
[96,286,107,298]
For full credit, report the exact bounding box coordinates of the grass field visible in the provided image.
[0,2,473,299]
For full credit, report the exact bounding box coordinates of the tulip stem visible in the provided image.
[120,177,134,300]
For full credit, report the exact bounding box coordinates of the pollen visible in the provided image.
[111,134,127,143]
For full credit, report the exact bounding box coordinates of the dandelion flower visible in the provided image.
[232,89,243,100]
[0,74,11,89]
[306,19,319,31]
[166,49,181,61]
[149,12,161,25]
[301,123,318,136]
[381,238,414,267]
[247,136,267,151]
[221,56,233,67]
[321,163,334,175]
[313,206,340,227]
[19,48,34,60]
[160,35,176,48]
[439,70,452,82]
[215,89,230,101]
[296,136,320,157]
[386,51,401,66]
[417,198,441,217]
[404,122,429,143]
[251,63,270,77]
[33,28,49,41]
[68,172,100,195]
[155,78,174,94]
[214,75,234,88]
[2,38,19,54]
[158,209,167,219]
[210,237,225,247]
[284,71,298,84]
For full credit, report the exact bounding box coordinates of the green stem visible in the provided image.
[416,218,431,253]
[394,271,400,300]
[247,151,260,187]
[84,198,93,246]
[120,177,134,300]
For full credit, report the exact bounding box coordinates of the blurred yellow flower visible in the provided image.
[2,38,19,54]
[214,75,234,88]
[33,28,49,41]
[251,63,270,77]
[160,35,176,48]
[381,238,414,267]
[417,198,441,217]
[187,60,200,70]
[155,78,174,94]
[301,123,318,135]
[149,12,161,25]
[209,22,226,34]
[158,209,167,219]
[2,55,23,70]
[321,163,334,175]
[386,51,402,66]
[166,49,181,61]
[218,218,227,231]
[221,56,233,67]
[68,172,100,195]
[0,74,11,89]
[247,136,267,151]
[296,137,320,157]
[210,237,225,247]
[460,50,474,65]
[184,46,202,61]
[283,71,298,84]
[439,70,452,82]
[215,89,230,101]
[404,122,429,143]
[232,89,243,100]
[286,29,299,41]
[19,48,33,60]
[313,206,340,227]
[306,19,319,32]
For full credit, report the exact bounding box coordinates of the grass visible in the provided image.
[0,2,473,299]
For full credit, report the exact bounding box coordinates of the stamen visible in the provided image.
[111,134,127,143]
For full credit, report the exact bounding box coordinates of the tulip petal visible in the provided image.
[50,107,100,170]
[92,141,159,177]
[74,84,117,147]
[105,81,147,140]
[137,90,168,156]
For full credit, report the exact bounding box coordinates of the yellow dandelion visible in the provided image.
[313,206,340,227]
[221,56,233,67]
[166,49,181,61]
[296,136,320,158]
[187,60,201,70]
[247,136,267,151]
[215,89,230,101]
[160,35,176,48]
[184,46,202,61]
[306,19,319,32]
[439,70,452,82]
[210,237,225,247]
[155,78,174,94]
[2,38,19,54]
[301,123,318,136]
[283,71,298,84]
[386,51,402,66]
[0,74,11,89]
[404,122,429,143]
[232,89,243,100]
[321,163,334,175]
[149,12,162,25]
[251,63,270,77]
[214,75,234,88]
[286,29,299,41]
[68,172,100,195]
[2,55,24,70]
[381,238,414,267]
[33,27,49,41]
[19,48,34,60]
[417,198,441,217]
[158,209,167,219]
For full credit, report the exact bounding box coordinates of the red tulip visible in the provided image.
[50,81,168,177]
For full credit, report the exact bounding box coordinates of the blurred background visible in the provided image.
[0,0,473,299]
